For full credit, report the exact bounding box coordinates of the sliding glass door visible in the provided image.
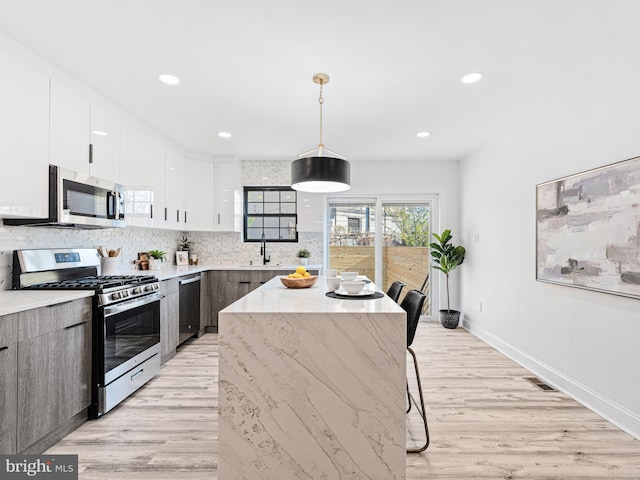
[327,197,434,315]
[381,202,431,312]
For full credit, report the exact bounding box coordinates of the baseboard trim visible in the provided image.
[462,319,640,440]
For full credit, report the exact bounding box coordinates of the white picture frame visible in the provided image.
[176,251,189,266]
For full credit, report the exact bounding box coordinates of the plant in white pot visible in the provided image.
[296,248,311,265]
[430,229,466,329]
[148,250,166,270]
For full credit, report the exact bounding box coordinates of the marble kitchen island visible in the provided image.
[218,275,407,480]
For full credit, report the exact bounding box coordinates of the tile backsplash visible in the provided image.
[186,231,323,267]
[0,224,323,290]
[0,225,183,290]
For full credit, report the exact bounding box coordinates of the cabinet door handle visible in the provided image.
[177,209,180,222]
[218,213,221,224]
[89,143,94,164]
[164,207,168,221]
[150,204,154,219]
[184,211,188,223]
[131,368,144,381]
[238,281,251,284]
[0,346,8,352]
[64,320,88,330]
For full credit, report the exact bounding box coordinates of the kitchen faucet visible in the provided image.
[260,233,270,265]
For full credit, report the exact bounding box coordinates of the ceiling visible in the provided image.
[1,0,640,162]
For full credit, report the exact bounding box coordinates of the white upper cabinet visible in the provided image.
[0,49,50,218]
[49,80,90,175]
[50,80,121,183]
[120,123,166,228]
[165,147,184,230]
[184,158,214,231]
[296,193,324,232]
[89,105,121,182]
[213,157,242,232]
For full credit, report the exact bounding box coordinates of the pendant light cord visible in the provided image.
[318,79,324,153]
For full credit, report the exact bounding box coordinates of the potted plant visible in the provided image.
[178,236,192,251]
[430,229,466,329]
[148,249,167,270]
[296,248,311,265]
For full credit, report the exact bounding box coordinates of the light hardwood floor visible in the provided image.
[47,323,640,479]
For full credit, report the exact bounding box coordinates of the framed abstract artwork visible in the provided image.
[536,155,640,299]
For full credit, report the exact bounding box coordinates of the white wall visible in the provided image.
[459,45,640,438]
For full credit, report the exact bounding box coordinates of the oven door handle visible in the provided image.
[102,293,162,317]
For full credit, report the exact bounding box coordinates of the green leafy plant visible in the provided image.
[178,237,192,251]
[430,229,465,312]
[148,249,167,261]
[296,248,311,258]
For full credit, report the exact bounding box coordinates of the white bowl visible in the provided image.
[341,280,365,294]
[341,272,358,281]
[326,277,341,292]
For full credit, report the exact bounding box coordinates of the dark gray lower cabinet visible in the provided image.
[15,298,92,453]
[199,272,212,335]
[207,269,318,330]
[0,314,18,454]
[160,278,180,364]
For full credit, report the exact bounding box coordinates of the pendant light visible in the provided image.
[291,73,350,193]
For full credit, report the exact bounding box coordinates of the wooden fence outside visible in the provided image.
[328,246,430,313]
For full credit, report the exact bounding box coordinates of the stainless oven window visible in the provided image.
[103,298,160,376]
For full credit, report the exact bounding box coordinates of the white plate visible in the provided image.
[334,287,376,297]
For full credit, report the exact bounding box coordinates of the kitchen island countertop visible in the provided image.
[218,275,407,479]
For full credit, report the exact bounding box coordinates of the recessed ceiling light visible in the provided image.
[416,131,430,138]
[92,130,108,136]
[158,74,180,85]
[461,72,483,84]
[218,131,232,138]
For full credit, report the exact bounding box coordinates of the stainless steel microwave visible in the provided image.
[4,165,125,229]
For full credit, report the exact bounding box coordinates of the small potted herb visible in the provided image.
[296,248,311,265]
[148,250,167,270]
[178,237,192,252]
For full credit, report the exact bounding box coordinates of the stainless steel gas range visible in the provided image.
[13,248,162,418]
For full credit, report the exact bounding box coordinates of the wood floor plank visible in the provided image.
[45,323,640,479]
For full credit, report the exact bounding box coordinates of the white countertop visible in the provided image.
[0,264,324,315]
[0,290,94,316]
[221,275,404,314]
[134,264,323,281]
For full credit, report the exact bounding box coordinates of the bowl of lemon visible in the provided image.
[280,266,318,288]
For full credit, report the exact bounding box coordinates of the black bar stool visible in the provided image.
[400,289,429,453]
[386,280,406,303]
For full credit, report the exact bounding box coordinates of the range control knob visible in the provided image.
[144,284,154,292]
[110,292,121,300]
[132,287,142,295]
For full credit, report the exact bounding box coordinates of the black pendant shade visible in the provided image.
[291,156,351,193]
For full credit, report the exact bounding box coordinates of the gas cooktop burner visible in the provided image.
[24,275,158,290]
